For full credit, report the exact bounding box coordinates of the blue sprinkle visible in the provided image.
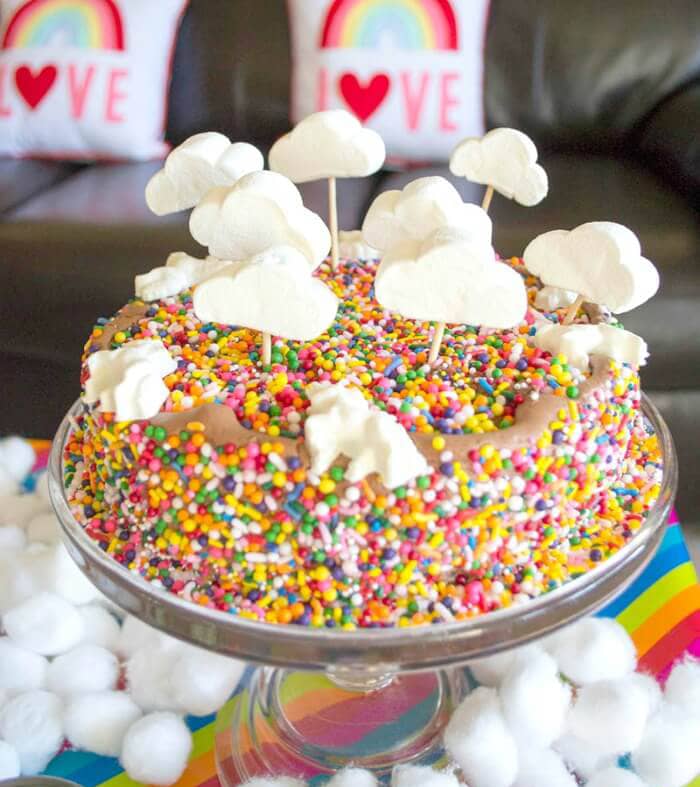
[478,378,494,394]
[385,356,402,377]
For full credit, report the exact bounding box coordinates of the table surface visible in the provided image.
[23,441,700,787]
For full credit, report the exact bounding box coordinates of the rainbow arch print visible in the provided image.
[320,0,458,51]
[2,0,125,50]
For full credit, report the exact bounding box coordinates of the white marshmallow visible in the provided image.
[513,747,576,787]
[338,230,379,260]
[135,251,231,302]
[0,525,26,552]
[393,764,459,787]
[269,109,385,183]
[170,645,245,717]
[77,605,121,651]
[25,511,60,544]
[586,768,648,787]
[0,739,20,779]
[84,339,177,422]
[535,285,578,311]
[546,618,637,685]
[0,638,48,694]
[193,246,338,342]
[532,324,648,371]
[444,686,519,787]
[500,650,572,747]
[0,690,64,775]
[3,591,85,655]
[65,691,142,757]
[523,222,659,314]
[664,658,700,717]
[631,705,700,787]
[0,437,35,483]
[47,645,119,696]
[120,711,192,786]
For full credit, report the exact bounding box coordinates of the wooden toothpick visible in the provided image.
[481,184,495,213]
[563,294,585,325]
[328,176,339,271]
[262,332,272,366]
[428,321,446,365]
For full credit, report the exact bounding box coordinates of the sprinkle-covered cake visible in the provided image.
[62,117,663,629]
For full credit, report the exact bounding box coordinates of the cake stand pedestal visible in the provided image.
[48,397,677,786]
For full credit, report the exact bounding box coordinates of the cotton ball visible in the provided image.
[47,644,119,696]
[444,686,519,787]
[0,557,38,613]
[170,646,245,716]
[664,658,700,717]
[586,767,647,787]
[0,437,35,482]
[546,618,636,685]
[631,705,700,787]
[120,711,192,786]
[126,644,181,711]
[393,764,459,787]
[3,591,85,655]
[0,465,18,496]
[0,638,48,694]
[553,734,616,779]
[627,672,662,715]
[329,767,378,787]
[117,614,178,658]
[34,471,50,503]
[0,740,20,780]
[26,511,60,544]
[78,605,121,651]
[42,543,101,605]
[568,676,656,755]
[0,690,64,774]
[242,778,306,787]
[0,525,26,552]
[468,644,540,687]
[0,493,47,528]
[65,691,141,757]
[513,747,576,787]
[500,650,571,747]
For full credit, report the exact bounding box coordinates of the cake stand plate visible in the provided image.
[48,396,677,785]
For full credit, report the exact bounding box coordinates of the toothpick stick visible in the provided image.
[481,184,495,213]
[328,176,339,271]
[563,294,585,325]
[262,332,272,366]
[428,321,446,365]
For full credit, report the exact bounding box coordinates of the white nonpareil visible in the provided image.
[304,383,429,489]
[449,127,549,206]
[523,222,659,313]
[135,252,230,302]
[146,133,263,215]
[375,229,527,329]
[362,176,492,252]
[190,170,331,268]
[532,323,648,371]
[193,246,338,342]
[269,110,386,183]
[84,340,176,422]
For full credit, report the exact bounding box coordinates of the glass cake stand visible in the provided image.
[48,396,677,786]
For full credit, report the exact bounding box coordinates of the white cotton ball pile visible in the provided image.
[120,711,192,786]
[125,643,182,712]
[46,645,119,696]
[78,604,121,651]
[468,644,540,687]
[26,511,60,544]
[444,686,519,787]
[0,638,48,695]
[328,767,377,787]
[546,618,637,684]
[0,524,26,552]
[664,658,700,717]
[2,591,85,655]
[65,691,141,757]
[553,734,616,779]
[170,645,246,716]
[0,739,21,779]
[0,690,64,774]
[393,764,458,787]
[0,436,36,483]
[631,704,700,787]
[513,747,576,787]
[586,768,648,787]
[500,650,571,747]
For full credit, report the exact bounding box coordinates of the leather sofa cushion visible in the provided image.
[0,158,78,214]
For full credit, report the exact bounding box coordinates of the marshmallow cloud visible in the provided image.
[375,229,528,328]
[338,230,379,260]
[190,171,331,267]
[193,246,338,342]
[362,177,492,252]
[524,222,660,313]
[532,323,648,371]
[535,286,578,312]
[84,340,176,421]
[269,109,386,183]
[146,133,263,215]
[135,252,230,301]
[449,127,549,206]
[304,383,429,489]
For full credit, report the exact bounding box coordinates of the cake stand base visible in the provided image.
[215,666,471,785]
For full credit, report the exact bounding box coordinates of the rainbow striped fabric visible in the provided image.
[27,442,698,787]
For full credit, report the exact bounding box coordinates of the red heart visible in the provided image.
[339,73,390,122]
[15,65,58,110]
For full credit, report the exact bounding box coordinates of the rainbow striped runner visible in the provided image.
[27,442,698,787]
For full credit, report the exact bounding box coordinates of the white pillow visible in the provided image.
[0,0,188,160]
[288,0,491,164]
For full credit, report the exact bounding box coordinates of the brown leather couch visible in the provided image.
[1,0,698,521]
